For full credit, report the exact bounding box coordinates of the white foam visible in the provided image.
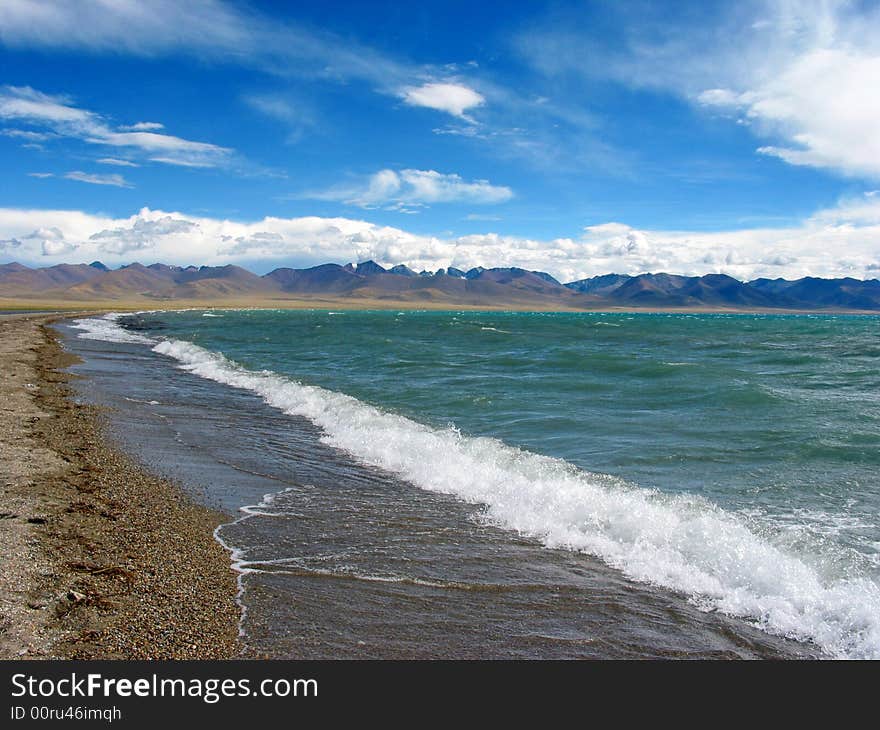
[214,486,302,639]
[70,313,155,344]
[152,337,880,659]
[212,524,250,639]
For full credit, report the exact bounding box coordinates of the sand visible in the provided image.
[0,314,239,659]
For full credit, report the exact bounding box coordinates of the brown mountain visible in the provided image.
[58,263,271,300]
[263,263,363,294]
[0,261,106,293]
[1,260,878,310]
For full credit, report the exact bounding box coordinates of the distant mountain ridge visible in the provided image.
[1,260,879,310]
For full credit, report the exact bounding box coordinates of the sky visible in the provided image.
[1,0,880,282]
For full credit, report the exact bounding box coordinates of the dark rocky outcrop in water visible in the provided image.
[1,259,879,309]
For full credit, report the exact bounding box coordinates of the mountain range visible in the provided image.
[2,260,879,311]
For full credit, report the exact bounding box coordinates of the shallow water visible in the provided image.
[57,309,880,658]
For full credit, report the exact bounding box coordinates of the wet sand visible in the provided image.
[0,314,239,659]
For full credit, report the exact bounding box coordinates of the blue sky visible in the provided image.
[1,0,879,281]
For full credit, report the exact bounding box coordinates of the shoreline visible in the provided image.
[0,314,240,659]
[2,299,880,316]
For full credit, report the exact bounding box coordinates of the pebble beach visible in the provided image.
[0,314,240,659]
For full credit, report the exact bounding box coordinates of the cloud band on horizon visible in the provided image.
[1,198,879,283]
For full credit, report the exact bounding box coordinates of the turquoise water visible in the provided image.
[74,310,880,657]
[155,310,880,544]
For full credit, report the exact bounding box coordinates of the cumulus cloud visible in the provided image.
[64,171,132,188]
[400,82,485,120]
[400,169,511,204]
[10,226,79,257]
[40,239,76,256]
[310,169,513,210]
[0,85,232,168]
[221,231,285,255]
[88,215,199,254]
[1,196,880,279]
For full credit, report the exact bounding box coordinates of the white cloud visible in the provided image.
[348,169,403,207]
[0,0,257,56]
[0,2,584,165]
[119,122,164,131]
[696,88,741,108]
[311,169,513,209]
[1,128,54,141]
[0,85,232,168]
[88,216,198,253]
[27,172,53,178]
[40,238,76,256]
[400,82,485,120]
[700,48,880,178]
[221,231,285,254]
[1,196,879,280]
[518,0,880,180]
[64,171,132,188]
[96,157,140,167]
[94,131,231,168]
[14,225,78,256]
[399,169,511,204]
[0,1,455,116]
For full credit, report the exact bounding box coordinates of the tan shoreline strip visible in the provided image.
[0,315,239,659]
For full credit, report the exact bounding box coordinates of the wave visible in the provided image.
[70,313,155,344]
[76,315,880,658]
